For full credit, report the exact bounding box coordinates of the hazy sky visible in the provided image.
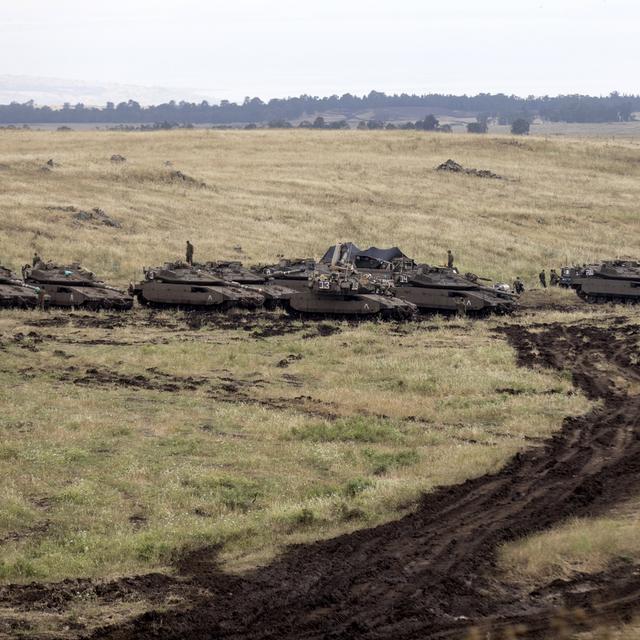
[1,0,638,103]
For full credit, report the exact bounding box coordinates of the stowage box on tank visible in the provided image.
[25,261,132,310]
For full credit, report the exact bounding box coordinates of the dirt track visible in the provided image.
[3,318,640,639]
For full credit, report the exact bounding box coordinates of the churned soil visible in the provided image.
[3,319,640,638]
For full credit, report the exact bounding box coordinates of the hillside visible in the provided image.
[1,130,639,284]
[1,130,640,639]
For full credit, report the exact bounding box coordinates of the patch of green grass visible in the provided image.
[363,449,420,475]
[181,475,263,512]
[0,308,594,585]
[291,417,403,443]
[343,477,374,497]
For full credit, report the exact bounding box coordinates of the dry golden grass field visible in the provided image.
[1,129,640,284]
[1,130,640,639]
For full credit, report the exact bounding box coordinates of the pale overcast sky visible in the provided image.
[1,0,638,103]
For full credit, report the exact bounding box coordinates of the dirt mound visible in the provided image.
[72,207,121,228]
[74,319,640,640]
[167,170,207,188]
[44,204,121,228]
[436,158,503,179]
[59,366,209,392]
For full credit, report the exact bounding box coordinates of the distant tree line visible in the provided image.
[0,91,637,125]
[244,114,457,132]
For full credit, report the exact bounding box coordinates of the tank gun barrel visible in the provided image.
[8,277,41,293]
[100,284,130,295]
[266,266,308,277]
[330,242,342,268]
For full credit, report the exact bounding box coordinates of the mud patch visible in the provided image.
[74,319,640,640]
[25,314,127,329]
[59,366,209,392]
[276,354,303,368]
[182,311,341,339]
[0,573,182,613]
[0,521,50,545]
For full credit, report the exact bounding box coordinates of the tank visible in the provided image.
[131,261,265,309]
[571,260,640,304]
[0,265,49,308]
[264,246,416,319]
[199,261,296,307]
[25,262,132,310]
[318,243,517,315]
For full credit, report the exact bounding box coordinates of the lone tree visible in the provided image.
[511,118,530,135]
[422,114,439,131]
[312,116,326,129]
[467,121,488,134]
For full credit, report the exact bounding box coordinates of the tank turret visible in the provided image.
[24,261,132,310]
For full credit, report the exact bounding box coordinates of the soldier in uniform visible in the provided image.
[513,277,525,295]
[455,297,467,317]
[447,249,454,269]
[186,241,194,265]
[37,287,46,311]
[539,269,547,288]
[32,252,41,267]
[549,269,560,286]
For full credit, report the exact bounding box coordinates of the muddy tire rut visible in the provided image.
[3,320,640,639]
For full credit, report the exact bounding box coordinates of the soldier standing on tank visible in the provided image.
[447,249,454,269]
[550,269,560,286]
[539,269,547,288]
[32,252,41,267]
[186,241,194,265]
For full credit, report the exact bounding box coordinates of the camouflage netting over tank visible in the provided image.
[320,243,409,264]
